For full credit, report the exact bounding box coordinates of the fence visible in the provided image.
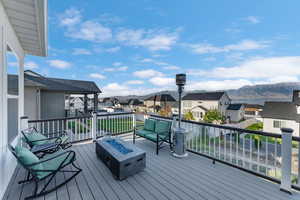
[150,114,300,191]
[27,112,135,143]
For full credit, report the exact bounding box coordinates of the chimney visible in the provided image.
[292,90,300,105]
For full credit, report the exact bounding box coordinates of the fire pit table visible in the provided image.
[96,137,146,180]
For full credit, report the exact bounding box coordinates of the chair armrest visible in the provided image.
[27,150,75,168]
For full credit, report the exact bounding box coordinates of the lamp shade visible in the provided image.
[176,74,186,86]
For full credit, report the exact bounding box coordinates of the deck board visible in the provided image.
[4,138,300,200]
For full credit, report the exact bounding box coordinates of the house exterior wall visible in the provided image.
[24,87,38,120]
[263,118,300,137]
[182,94,231,119]
[40,91,66,119]
[7,98,18,143]
[226,109,245,122]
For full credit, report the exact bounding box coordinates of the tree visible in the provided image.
[203,109,224,124]
[159,105,172,117]
[183,111,195,121]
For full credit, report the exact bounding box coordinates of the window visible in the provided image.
[273,120,286,128]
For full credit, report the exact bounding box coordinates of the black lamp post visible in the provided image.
[176,74,186,128]
[173,73,188,158]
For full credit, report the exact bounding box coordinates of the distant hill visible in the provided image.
[108,82,300,105]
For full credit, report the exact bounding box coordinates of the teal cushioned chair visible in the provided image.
[134,118,172,155]
[22,127,72,156]
[9,144,81,200]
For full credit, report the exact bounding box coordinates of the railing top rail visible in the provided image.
[149,114,287,139]
[28,112,135,123]
[28,115,93,123]
[96,112,134,117]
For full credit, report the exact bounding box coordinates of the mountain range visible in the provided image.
[112,82,300,105]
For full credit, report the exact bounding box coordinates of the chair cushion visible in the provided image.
[144,119,156,131]
[15,146,44,178]
[39,151,74,179]
[26,132,48,146]
[136,129,154,137]
[155,121,171,136]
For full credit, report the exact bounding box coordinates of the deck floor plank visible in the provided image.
[4,139,300,200]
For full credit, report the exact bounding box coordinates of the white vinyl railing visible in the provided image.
[27,112,135,143]
[149,114,300,192]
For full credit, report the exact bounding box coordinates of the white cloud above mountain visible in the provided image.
[189,40,269,54]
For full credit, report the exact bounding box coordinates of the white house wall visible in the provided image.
[0,2,25,199]
[263,118,300,137]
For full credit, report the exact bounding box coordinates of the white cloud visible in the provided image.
[89,73,106,79]
[67,21,112,43]
[187,79,253,91]
[186,56,300,90]
[72,48,92,55]
[25,61,39,69]
[208,56,300,79]
[133,69,164,78]
[104,66,128,72]
[8,62,18,67]
[113,62,122,66]
[116,29,179,51]
[244,16,260,24]
[189,40,269,54]
[102,82,171,97]
[125,80,144,85]
[59,8,82,26]
[149,77,174,86]
[47,60,71,69]
[163,65,180,70]
[105,46,120,53]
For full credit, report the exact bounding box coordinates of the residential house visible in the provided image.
[144,94,177,113]
[225,103,245,123]
[244,104,263,119]
[99,97,120,108]
[261,90,300,137]
[182,92,231,121]
[8,70,101,120]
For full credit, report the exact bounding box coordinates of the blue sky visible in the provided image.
[7,0,300,96]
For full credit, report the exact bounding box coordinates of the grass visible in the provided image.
[246,122,263,131]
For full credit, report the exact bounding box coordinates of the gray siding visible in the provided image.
[7,98,18,143]
[24,87,38,120]
[40,91,65,119]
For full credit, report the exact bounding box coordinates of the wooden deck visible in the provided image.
[4,137,300,200]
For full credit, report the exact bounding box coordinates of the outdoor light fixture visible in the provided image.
[173,73,188,158]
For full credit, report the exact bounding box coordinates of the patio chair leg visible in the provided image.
[133,130,136,144]
[156,138,159,155]
[18,171,33,184]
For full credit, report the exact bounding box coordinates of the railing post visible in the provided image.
[132,113,136,131]
[92,112,97,141]
[280,128,293,194]
[20,116,29,131]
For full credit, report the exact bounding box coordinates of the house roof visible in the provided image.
[2,0,48,56]
[144,94,176,102]
[227,104,244,111]
[261,102,300,121]
[8,70,101,94]
[128,98,143,105]
[244,104,264,109]
[182,92,225,101]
